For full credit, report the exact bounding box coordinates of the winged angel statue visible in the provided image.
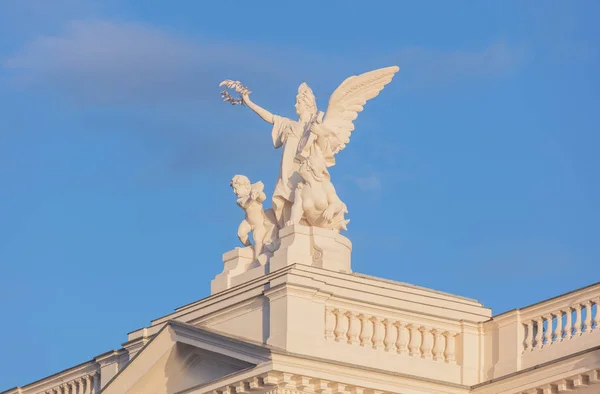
[222,66,399,261]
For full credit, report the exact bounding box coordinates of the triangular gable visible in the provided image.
[102,321,271,394]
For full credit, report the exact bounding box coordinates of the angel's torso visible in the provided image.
[299,182,329,216]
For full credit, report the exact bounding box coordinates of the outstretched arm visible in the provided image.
[243,93,275,125]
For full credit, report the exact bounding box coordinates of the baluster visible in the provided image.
[346,311,361,345]
[83,375,91,394]
[420,327,434,359]
[573,304,583,336]
[371,316,385,350]
[524,321,533,351]
[383,319,397,352]
[583,301,593,333]
[93,372,101,394]
[334,309,349,341]
[432,329,445,361]
[395,322,409,355]
[543,314,553,345]
[553,312,563,343]
[564,308,573,340]
[359,314,373,347]
[407,324,421,357]
[534,317,544,349]
[594,298,600,331]
[70,381,78,394]
[324,307,335,340]
[443,331,457,364]
[61,384,68,394]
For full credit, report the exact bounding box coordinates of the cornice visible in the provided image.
[472,346,600,392]
[491,281,600,321]
[168,320,272,364]
[263,282,329,302]
[270,351,467,393]
[285,269,491,321]
[94,349,126,365]
[474,369,600,393]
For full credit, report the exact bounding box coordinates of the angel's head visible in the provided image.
[230,175,251,197]
[295,82,317,122]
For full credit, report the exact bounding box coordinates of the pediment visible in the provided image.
[102,321,271,394]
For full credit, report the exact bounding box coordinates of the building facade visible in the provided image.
[2,226,599,394]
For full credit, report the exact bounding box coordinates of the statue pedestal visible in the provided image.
[270,225,352,273]
[211,225,352,294]
[210,247,265,294]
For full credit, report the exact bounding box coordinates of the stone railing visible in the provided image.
[324,307,458,363]
[2,348,130,394]
[521,292,599,352]
[483,282,600,380]
[39,372,101,394]
[2,371,101,394]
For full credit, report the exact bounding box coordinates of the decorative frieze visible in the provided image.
[324,307,458,364]
[514,369,600,394]
[206,372,392,394]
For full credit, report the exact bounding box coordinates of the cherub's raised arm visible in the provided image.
[243,94,274,125]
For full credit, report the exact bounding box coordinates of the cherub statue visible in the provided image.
[230,175,278,263]
[285,148,349,232]
[239,66,399,230]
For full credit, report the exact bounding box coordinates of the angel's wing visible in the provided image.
[320,66,399,154]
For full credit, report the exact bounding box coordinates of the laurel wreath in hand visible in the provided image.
[219,80,251,105]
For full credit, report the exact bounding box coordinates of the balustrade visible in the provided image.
[324,307,457,364]
[40,372,99,394]
[522,295,599,352]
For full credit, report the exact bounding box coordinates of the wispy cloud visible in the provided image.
[352,173,382,192]
[0,19,327,177]
[2,18,531,105]
[2,20,294,105]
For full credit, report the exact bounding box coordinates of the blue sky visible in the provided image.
[0,0,599,389]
